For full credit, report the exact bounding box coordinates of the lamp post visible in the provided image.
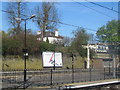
[16,14,35,88]
[53,42,58,70]
[54,43,55,70]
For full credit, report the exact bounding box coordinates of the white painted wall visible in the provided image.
[48,37,57,44]
[43,37,63,44]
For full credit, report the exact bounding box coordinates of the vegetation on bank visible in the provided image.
[2,55,87,70]
[1,0,119,70]
[2,27,95,70]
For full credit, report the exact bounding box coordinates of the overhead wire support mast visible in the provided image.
[84,0,120,14]
[72,0,115,19]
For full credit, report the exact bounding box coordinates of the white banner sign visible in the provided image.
[42,52,63,67]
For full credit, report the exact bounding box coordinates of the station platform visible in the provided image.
[25,79,120,90]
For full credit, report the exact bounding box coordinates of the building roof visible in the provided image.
[44,31,55,37]
[37,31,64,39]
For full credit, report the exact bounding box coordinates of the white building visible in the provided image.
[83,43,109,53]
[37,29,64,44]
[89,43,109,53]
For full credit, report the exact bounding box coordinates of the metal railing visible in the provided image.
[2,68,118,89]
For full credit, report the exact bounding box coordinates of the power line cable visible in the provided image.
[1,9,97,32]
[72,0,115,19]
[57,21,97,31]
[1,10,28,17]
[33,17,97,32]
[84,0,119,14]
[1,10,14,14]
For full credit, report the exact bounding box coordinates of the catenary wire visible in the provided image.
[84,0,119,14]
[72,0,115,19]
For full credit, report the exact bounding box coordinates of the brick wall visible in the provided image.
[92,58,119,69]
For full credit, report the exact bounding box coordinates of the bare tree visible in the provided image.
[63,36,71,46]
[88,33,94,44]
[6,1,27,35]
[33,2,59,41]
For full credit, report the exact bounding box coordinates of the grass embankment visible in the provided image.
[3,58,43,70]
[2,55,86,70]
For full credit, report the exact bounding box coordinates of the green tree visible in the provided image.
[118,20,120,64]
[46,37,49,43]
[2,30,55,57]
[69,27,89,58]
[2,31,9,56]
[96,20,118,43]
[90,49,95,59]
[96,20,119,57]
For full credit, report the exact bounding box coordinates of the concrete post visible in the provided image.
[87,44,90,69]
[113,54,116,78]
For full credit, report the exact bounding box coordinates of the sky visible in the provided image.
[1,1,119,39]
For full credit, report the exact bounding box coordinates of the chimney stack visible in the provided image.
[55,29,58,37]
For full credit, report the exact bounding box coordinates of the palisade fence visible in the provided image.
[2,68,118,89]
